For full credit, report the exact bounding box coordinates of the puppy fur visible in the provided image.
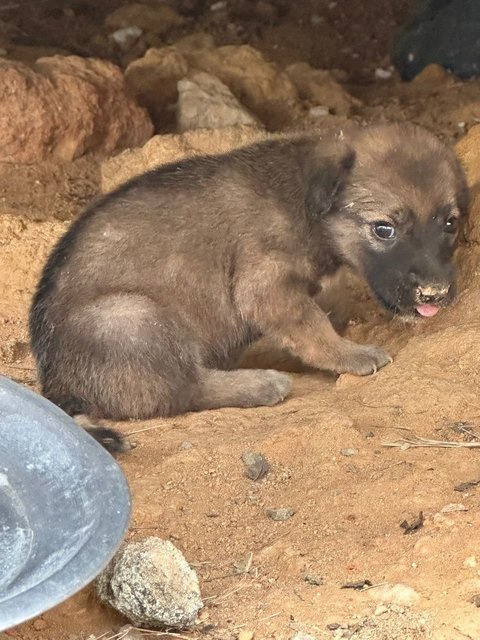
[29,123,468,452]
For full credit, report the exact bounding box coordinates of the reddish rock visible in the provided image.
[0,55,153,163]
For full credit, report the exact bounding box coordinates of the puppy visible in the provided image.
[29,123,468,452]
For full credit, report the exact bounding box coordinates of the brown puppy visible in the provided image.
[29,123,468,451]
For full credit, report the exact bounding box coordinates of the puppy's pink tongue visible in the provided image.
[415,304,440,317]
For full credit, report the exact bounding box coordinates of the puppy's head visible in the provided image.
[323,123,469,319]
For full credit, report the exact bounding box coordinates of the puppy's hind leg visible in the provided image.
[192,368,292,411]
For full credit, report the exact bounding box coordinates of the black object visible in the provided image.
[393,0,480,80]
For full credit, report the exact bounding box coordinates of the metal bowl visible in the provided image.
[0,376,131,631]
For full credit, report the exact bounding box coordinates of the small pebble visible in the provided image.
[374,68,393,80]
[340,448,357,457]
[327,623,341,631]
[309,106,329,118]
[304,573,324,586]
[210,0,226,9]
[266,507,295,521]
[441,503,468,513]
[464,556,477,568]
[470,594,480,607]
[242,450,270,481]
[238,631,254,640]
[291,633,318,640]
[374,605,388,616]
[180,441,193,450]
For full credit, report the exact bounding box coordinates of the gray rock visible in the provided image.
[96,537,203,628]
[266,507,295,521]
[177,71,260,132]
[241,450,270,481]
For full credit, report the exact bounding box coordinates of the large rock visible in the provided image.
[125,47,189,130]
[102,125,269,193]
[393,0,480,80]
[285,62,360,116]
[0,56,153,163]
[177,71,260,132]
[96,537,203,629]
[180,44,300,129]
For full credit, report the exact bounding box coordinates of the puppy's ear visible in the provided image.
[305,146,355,220]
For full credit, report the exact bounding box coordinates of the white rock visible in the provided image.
[309,106,329,118]
[96,537,203,628]
[177,71,260,132]
[375,68,393,80]
[463,556,477,568]
[111,26,143,48]
[368,583,420,606]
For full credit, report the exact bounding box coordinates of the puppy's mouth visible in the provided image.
[414,303,440,318]
[374,292,444,319]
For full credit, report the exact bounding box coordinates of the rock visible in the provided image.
[241,451,270,481]
[368,583,420,606]
[266,507,295,521]
[177,72,260,132]
[125,47,189,130]
[105,3,185,35]
[290,633,318,640]
[340,448,358,456]
[470,594,480,607]
[111,26,143,50]
[96,537,203,628]
[309,106,329,118]
[101,125,268,193]
[463,556,477,568]
[374,605,389,616]
[180,44,299,129]
[238,631,255,640]
[393,0,480,80]
[304,573,324,586]
[0,56,153,163]
[285,62,360,116]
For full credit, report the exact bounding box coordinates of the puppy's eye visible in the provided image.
[372,222,396,240]
[444,216,458,234]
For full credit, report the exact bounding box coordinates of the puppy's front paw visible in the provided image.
[336,342,392,376]
[85,426,135,455]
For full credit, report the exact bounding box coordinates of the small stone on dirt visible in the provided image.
[368,582,420,606]
[455,479,480,492]
[400,511,424,534]
[341,579,372,590]
[470,593,480,607]
[96,537,203,628]
[291,633,318,640]
[267,507,295,521]
[340,448,357,456]
[304,573,324,586]
[238,631,254,640]
[441,503,468,513]
[242,450,270,480]
[463,556,477,568]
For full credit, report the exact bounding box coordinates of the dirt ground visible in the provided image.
[3,1,480,640]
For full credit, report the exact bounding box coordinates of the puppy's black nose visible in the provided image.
[416,284,451,304]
